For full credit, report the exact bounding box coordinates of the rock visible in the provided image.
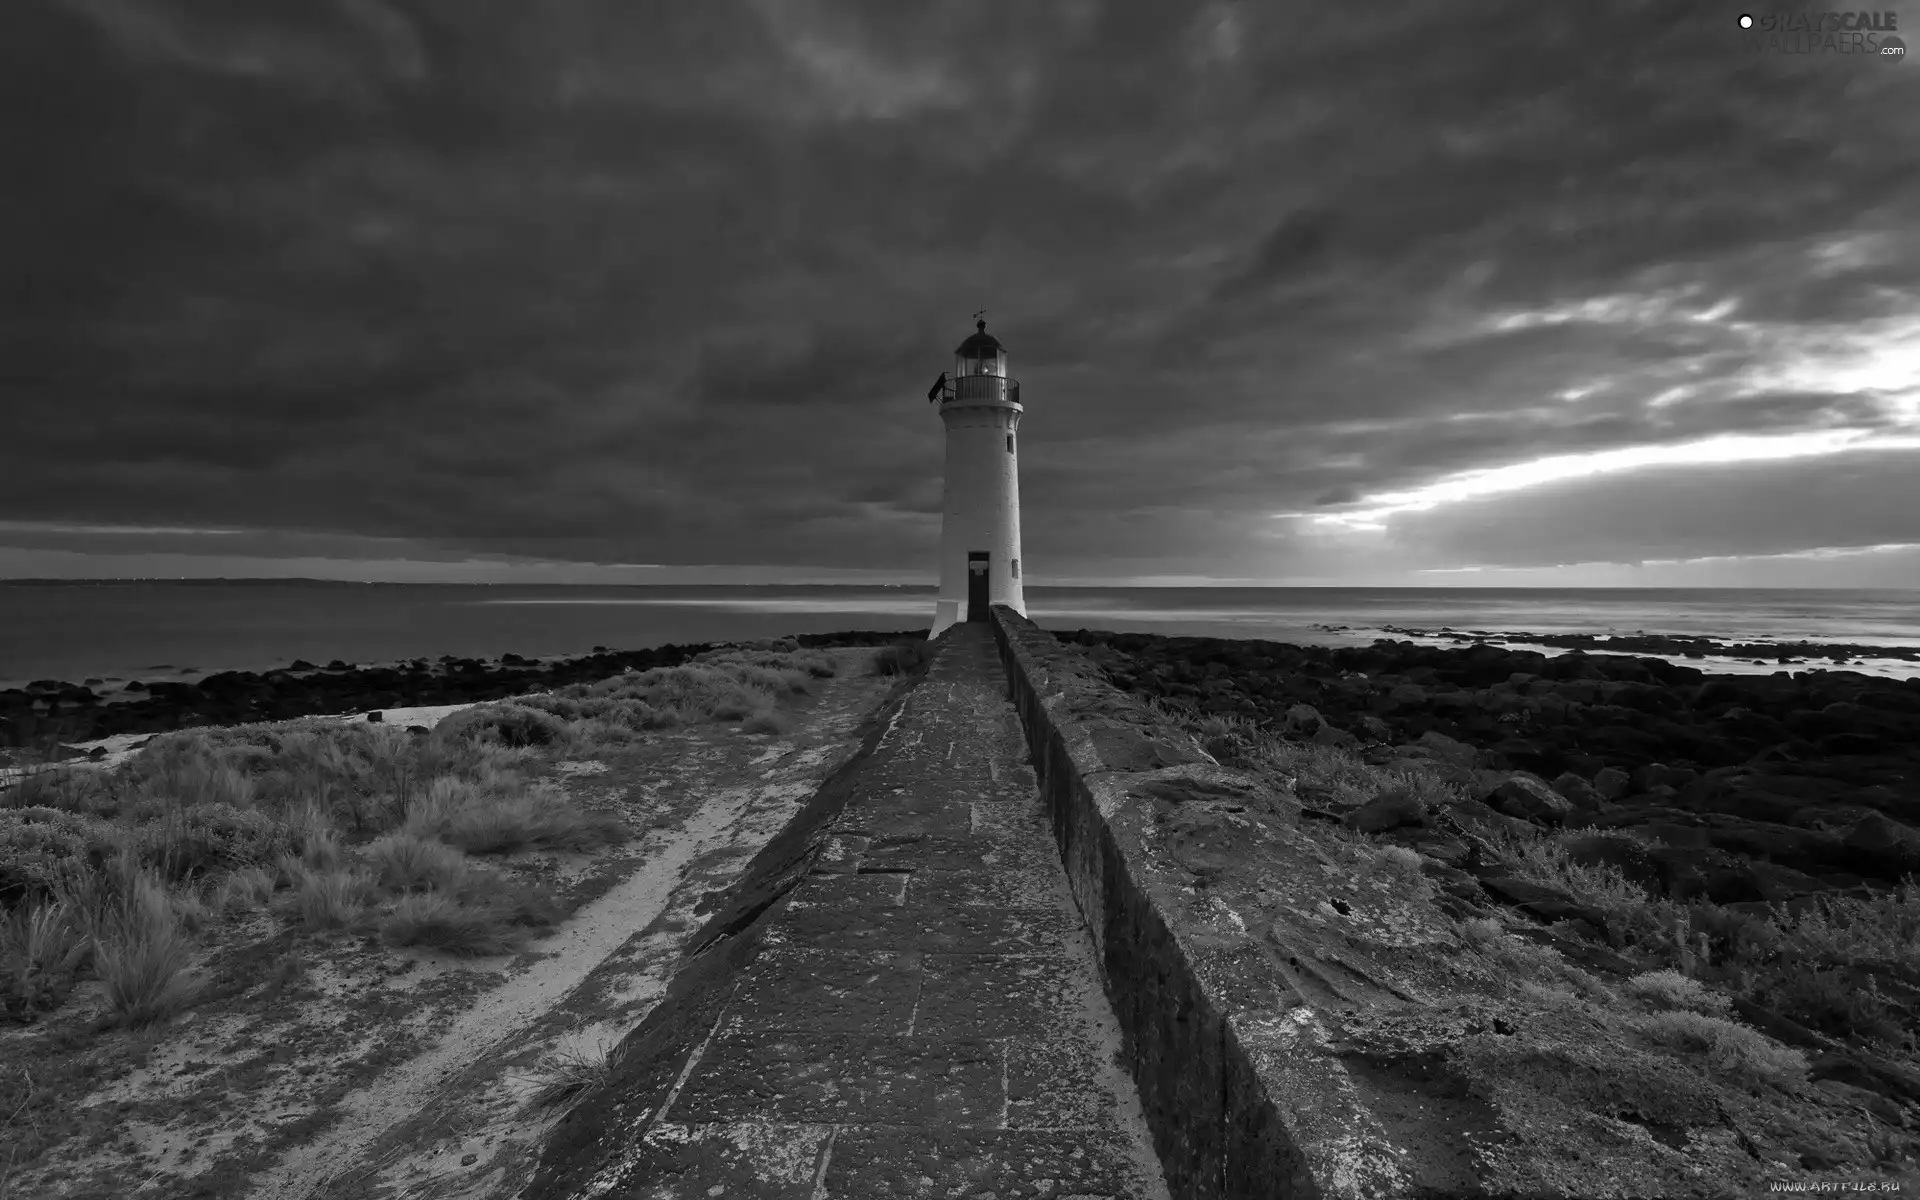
[289,659,317,670]
[1631,762,1698,792]
[1592,767,1632,801]
[1698,815,1845,874]
[1485,773,1577,826]
[1439,797,1538,841]
[1089,723,1206,772]
[1386,683,1427,707]
[1807,1050,1920,1107]
[1345,786,1428,834]
[1390,830,1470,866]
[1309,722,1359,749]
[1282,703,1323,736]
[1420,861,1485,901]
[1812,1079,1909,1127]
[1841,812,1920,879]
[1473,872,1611,930]
[1415,729,1478,768]
[1351,714,1393,742]
[1550,772,1605,811]
[406,725,429,735]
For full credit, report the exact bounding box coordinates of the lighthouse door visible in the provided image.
[966,552,990,622]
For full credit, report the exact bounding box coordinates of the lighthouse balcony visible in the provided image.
[940,374,1021,407]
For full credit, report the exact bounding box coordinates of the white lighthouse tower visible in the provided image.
[928,315,1026,639]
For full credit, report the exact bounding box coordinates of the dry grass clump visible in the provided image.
[874,639,935,677]
[0,645,801,1027]
[377,872,559,957]
[513,645,836,742]
[1376,844,1425,876]
[741,708,793,736]
[406,778,628,856]
[1634,1009,1809,1090]
[1156,709,1457,813]
[1461,916,1505,947]
[365,832,469,893]
[0,805,124,905]
[1,897,91,1019]
[214,865,277,912]
[93,874,199,1027]
[1770,882,1920,976]
[278,860,376,932]
[1625,968,1733,1014]
[524,1040,617,1112]
[435,702,572,750]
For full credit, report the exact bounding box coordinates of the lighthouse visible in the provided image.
[927,316,1026,639]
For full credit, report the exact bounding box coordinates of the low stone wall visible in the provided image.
[992,605,1427,1200]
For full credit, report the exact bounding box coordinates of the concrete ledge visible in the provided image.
[992,605,1408,1200]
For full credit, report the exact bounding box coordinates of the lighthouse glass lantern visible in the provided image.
[957,329,1005,378]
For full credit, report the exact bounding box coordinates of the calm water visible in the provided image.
[2,582,1916,689]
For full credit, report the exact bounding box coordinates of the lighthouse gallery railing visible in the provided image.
[939,375,1021,406]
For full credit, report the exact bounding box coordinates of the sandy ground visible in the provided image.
[0,702,527,787]
[0,651,895,1200]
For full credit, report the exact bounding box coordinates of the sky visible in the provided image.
[3,0,1918,587]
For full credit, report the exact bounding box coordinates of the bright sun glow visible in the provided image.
[1301,289,1920,533]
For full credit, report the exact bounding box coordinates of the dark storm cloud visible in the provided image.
[3,0,1917,580]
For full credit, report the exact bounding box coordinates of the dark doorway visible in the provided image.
[966,552,990,621]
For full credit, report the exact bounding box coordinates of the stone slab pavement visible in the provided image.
[573,624,1173,1198]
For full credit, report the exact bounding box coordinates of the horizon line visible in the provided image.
[0,576,1914,592]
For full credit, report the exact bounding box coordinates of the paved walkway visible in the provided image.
[619,624,1171,1197]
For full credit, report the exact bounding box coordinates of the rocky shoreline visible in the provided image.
[1057,628,1920,908]
[1367,624,1920,669]
[0,629,925,763]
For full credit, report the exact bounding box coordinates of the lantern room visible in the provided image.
[954,319,1006,378]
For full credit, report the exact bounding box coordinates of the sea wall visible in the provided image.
[992,604,1422,1200]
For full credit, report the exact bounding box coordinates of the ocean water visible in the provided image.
[1,582,1916,690]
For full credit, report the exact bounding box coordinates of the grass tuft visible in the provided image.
[741,708,792,736]
[377,875,557,957]
[1634,1009,1808,1090]
[420,782,628,856]
[1,898,91,1019]
[873,640,934,677]
[524,1040,616,1113]
[215,865,277,912]
[1625,969,1733,1014]
[93,875,198,1027]
[282,864,374,931]
[365,832,469,893]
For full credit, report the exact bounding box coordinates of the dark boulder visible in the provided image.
[1484,773,1576,826]
[1592,767,1631,800]
[1549,772,1606,811]
[1840,812,1920,880]
[1345,787,1428,834]
[1471,872,1611,930]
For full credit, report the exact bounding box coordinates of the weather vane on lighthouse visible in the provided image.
[924,313,1026,639]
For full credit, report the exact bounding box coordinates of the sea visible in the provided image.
[2,582,1917,691]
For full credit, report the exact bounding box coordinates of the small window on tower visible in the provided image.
[1007,434,1014,452]
[1012,558,1020,578]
